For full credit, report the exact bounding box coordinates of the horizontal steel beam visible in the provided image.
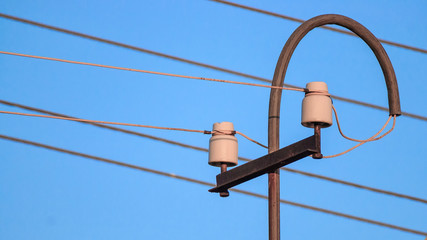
[209,135,319,193]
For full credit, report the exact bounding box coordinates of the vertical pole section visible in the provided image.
[268,170,280,239]
[268,89,281,240]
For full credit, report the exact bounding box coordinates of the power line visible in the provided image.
[0,13,425,122]
[323,115,396,159]
[0,134,215,186]
[1,99,426,205]
[0,109,268,148]
[0,51,305,93]
[0,12,274,82]
[2,50,427,125]
[210,0,427,55]
[278,167,427,204]
[0,100,209,152]
[333,105,393,143]
[0,110,208,133]
[1,133,426,236]
[0,105,398,157]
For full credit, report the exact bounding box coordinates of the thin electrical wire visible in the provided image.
[1,99,426,204]
[1,134,426,236]
[301,94,397,158]
[323,115,396,158]
[0,110,206,133]
[236,131,268,148]
[278,166,427,204]
[333,105,392,142]
[0,110,268,148]
[0,50,305,93]
[210,0,427,55]
[0,13,425,121]
[0,100,210,152]
[4,103,395,152]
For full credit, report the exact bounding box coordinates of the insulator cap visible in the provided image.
[208,122,238,167]
[301,81,332,128]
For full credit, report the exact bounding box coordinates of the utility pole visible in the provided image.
[210,14,401,240]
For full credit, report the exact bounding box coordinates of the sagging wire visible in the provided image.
[0,100,397,155]
[0,110,267,148]
[0,51,305,93]
[322,105,397,158]
[332,105,395,142]
[303,90,397,159]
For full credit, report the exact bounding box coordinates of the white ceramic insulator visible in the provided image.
[208,122,238,167]
[301,81,332,128]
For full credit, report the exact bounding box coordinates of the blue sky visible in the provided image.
[0,0,426,239]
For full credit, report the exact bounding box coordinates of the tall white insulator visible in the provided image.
[208,122,238,167]
[301,81,332,128]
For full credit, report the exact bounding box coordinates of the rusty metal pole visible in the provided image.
[268,87,282,240]
[268,14,400,240]
[268,170,280,239]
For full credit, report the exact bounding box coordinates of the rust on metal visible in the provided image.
[219,163,230,197]
[312,124,323,159]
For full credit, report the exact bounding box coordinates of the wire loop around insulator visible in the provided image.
[304,90,331,97]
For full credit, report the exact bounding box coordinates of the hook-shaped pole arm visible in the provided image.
[269,14,401,151]
[267,14,401,240]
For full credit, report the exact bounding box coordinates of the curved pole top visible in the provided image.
[268,14,401,152]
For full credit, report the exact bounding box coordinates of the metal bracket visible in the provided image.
[209,135,320,195]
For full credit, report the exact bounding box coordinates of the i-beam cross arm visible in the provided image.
[209,135,320,195]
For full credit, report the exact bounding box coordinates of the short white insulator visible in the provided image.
[301,81,332,128]
[208,122,238,167]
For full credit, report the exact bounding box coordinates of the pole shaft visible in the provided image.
[268,170,280,239]
[268,88,281,240]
